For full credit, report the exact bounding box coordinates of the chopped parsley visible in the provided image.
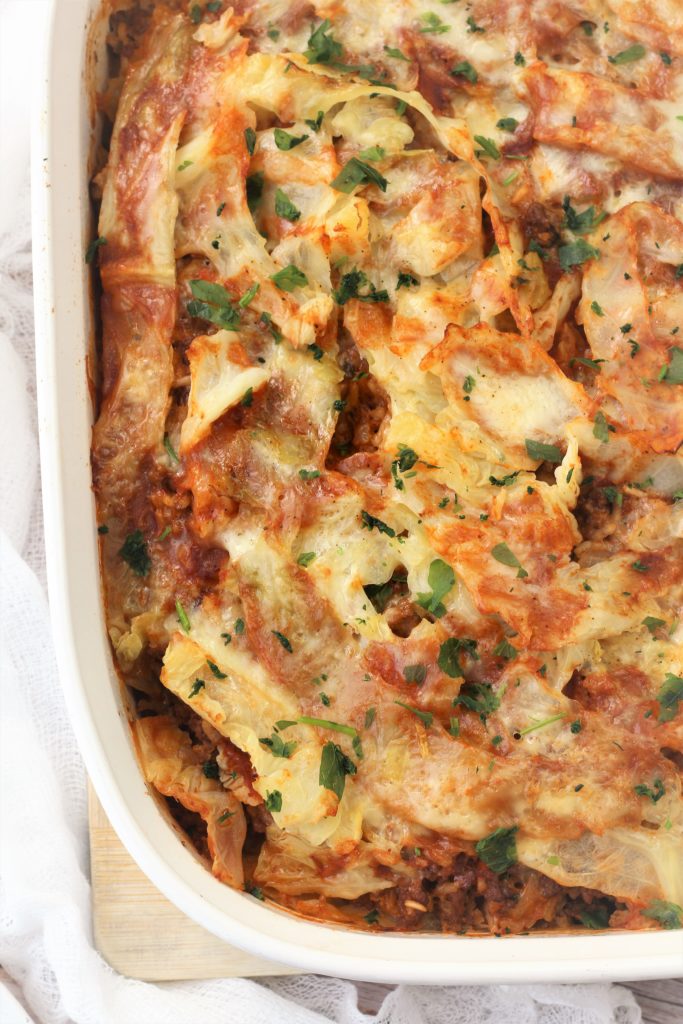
[216,809,235,825]
[634,778,665,803]
[360,510,395,537]
[297,551,316,567]
[119,531,151,577]
[642,616,665,635]
[489,471,520,487]
[175,599,191,633]
[187,279,240,331]
[571,356,604,370]
[419,12,449,34]
[577,906,611,929]
[207,660,227,679]
[244,127,256,155]
[240,387,254,407]
[394,700,433,727]
[332,268,389,305]
[657,673,683,722]
[631,560,649,572]
[270,264,308,291]
[162,432,179,464]
[514,51,526,66]
[475,826,518,874]
[451,61,478,84]
[319,741,356,799]
[473,135,501,160]
[85,236,107,264]
[274,127,309,150]
[404,664,427,685]
[265,790,282,813]
[238,283,259,308]
[259,732,296,758]
[593,411,610,442]
[304,20,343,65]
[396,271,419,290]
[496,117,518,132]
[390,445,420,489]
[602,485,622,508]
[590,301,605,316]
[331,158,388,194]
[561,196,606,235]
[463,375,476,394]
[234,617,245,635]
[643,900,682,930]
[491,542,528,578]
[570,720,581,733]
[274,188,301,222]
[660,346,683,384]
[188,679,205,698]
[358,145,386,161]
[517,712,566,736]
[525,439,562,463]
[438,637,479,678]
[558,239,600,272]
[415,558,455,618]
[384,45,410,61]
[453,681,500,721]
[246,171,264,214]
[272,630,293,652]
[466,15,485,33]
[492,638,517,661]
[365,707,376,728]
[304,110,324,132]
[202,760,220,780]
[529,239,548,261]
[299,716,357,737]
[608,44,646,65]
[299,468,321,480]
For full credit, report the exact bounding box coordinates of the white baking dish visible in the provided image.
[32,0,683,984]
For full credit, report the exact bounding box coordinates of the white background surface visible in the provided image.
[0,1,676,1021]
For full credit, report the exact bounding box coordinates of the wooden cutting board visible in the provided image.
[88,785,299,981]
[88,785,683,1024]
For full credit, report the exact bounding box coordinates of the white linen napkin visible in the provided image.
[0,2,644,1021]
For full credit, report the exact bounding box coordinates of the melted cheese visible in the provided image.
[93,0,683,932]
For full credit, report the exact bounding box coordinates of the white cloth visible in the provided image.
[0,2,644,1022]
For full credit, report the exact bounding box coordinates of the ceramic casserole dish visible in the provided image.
[33,0,683,983]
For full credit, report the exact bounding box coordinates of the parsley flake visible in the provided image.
[331,158,388,194]
[415,558,455,617]
[491,542,528,578]
[270,265,308,291]
[85,236,107,264]
[525,439,563,463]
[274,128,309,151]
[272,630,293,652]
[475,826,518,874]
[119,531,151,577]
[319,741,356,799]
[451,61,478,84]
[438,638,479,679]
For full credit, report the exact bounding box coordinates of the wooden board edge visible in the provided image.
[88,783,301,981]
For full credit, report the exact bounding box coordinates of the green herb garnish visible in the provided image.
[119,531,151,577]
[415,558,455,617]
[270,265,308,291]
[475,826,518,874]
